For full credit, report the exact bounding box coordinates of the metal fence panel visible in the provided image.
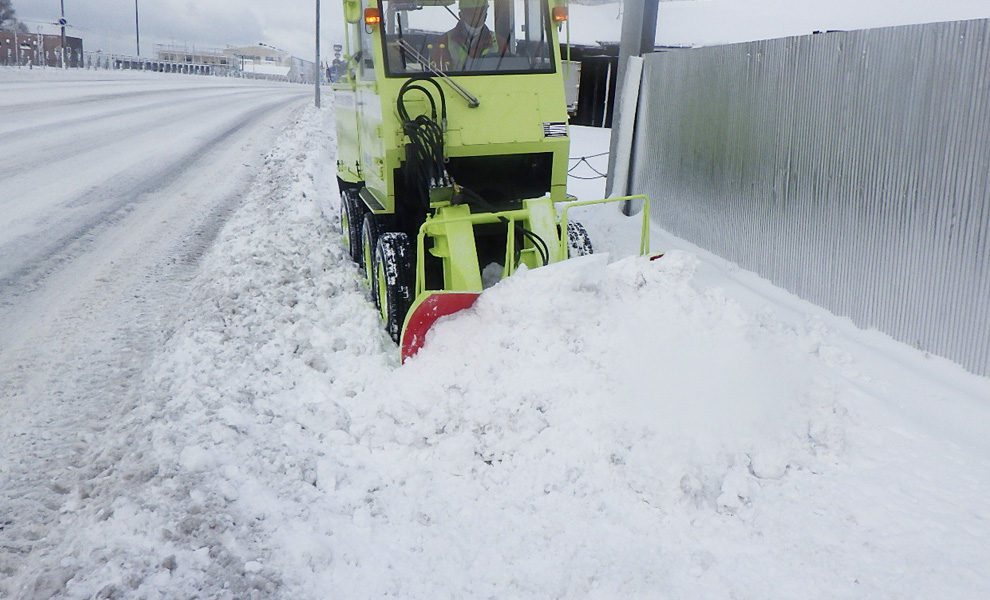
[631,19,990,376]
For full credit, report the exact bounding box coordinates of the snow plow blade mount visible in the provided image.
[399,194,653,362]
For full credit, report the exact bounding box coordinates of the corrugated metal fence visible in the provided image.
[630,19,990,376]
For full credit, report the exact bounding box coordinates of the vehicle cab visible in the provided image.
[334,0,571,234]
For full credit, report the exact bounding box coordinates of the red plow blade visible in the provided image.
[400,291,480,363]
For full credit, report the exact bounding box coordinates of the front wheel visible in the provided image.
[374,232,415,343]
[566,221,594,257]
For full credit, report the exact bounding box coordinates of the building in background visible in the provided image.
[155,44,232,67]
[224,44,290,78]
[1,31,83,67]
[286,55,316,84]
[3,33,316,82]
[223,44,314,83]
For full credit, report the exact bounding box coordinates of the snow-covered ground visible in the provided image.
[2,67,990,599]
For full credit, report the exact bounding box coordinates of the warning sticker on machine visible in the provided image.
[543,122,568,138]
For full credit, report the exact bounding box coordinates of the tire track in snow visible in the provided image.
[0,80,285,115]
[0,87,278,144]
[0,94,304,305]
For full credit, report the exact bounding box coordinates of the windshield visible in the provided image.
[379,0,556,77]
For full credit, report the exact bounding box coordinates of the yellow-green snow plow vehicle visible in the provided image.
[333,0,651,361]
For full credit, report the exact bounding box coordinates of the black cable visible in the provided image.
[400,84,438,121]
[395,77,549,267]
[515,226,551,267]
[397,77,451,198]
[398,76,447,121]
[453,186,550,267]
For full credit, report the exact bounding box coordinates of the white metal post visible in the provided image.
[315,0,322,107]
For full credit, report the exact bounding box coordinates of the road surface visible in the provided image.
[0,71,309,589]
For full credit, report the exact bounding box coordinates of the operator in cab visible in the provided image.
[433,0,508,70]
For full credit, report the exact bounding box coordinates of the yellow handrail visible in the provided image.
[558,194,652,258]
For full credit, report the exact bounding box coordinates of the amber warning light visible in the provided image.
[364,8,381,25]
[552,7,568,22]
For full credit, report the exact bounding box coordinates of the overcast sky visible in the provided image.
[15,0,990,62]
[17,0,346,59]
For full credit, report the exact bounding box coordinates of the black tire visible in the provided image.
[374,232,415,343]
[566,220,594,257]
[340,188,366,265]
[361,213,381,293]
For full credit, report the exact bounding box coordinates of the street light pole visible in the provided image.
[315,0,321,108]
[60,0,66,68]
[135,0,140,56]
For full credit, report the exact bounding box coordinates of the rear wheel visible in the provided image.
[340,189,366,265]
[361,213,381,294]
[374,233,415,343]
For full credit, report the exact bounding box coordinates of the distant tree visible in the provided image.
[0,0,29,33]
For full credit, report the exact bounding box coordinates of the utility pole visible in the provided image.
[59,0,67,68]
[606,0,659,200]
[135,0,140,56]
[315,0,321,107]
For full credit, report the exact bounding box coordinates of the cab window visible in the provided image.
[379,0,556,77]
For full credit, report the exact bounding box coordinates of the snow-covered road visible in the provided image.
[0,70,309,596]
[2,68,990,600]
[1,73,307,298]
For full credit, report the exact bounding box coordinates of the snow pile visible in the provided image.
[4,98,990,599]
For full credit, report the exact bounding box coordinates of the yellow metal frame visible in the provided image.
[413,194,653,297]
[413,197,560,295]
[558,195,652,258]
